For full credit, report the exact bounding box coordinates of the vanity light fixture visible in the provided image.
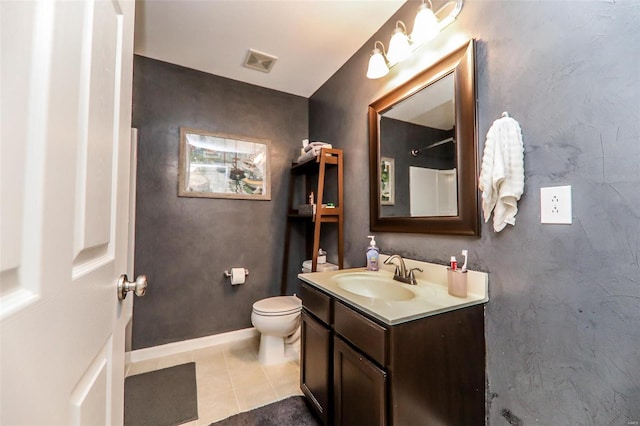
[366,0,464,79]
[366,41,390,79]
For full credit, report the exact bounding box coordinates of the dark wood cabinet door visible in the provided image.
[390,304,486,425]
[333,336,387,426]
[300,310,332,425]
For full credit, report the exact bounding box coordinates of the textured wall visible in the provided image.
[131,56,308,349]
[309,1,640,424]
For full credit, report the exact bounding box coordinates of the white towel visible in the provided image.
[296,144,332,163]
[304,141,331,152]
[479,112,524,232]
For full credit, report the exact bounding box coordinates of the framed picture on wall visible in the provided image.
[178,127,271,200]
[380,156,394,206]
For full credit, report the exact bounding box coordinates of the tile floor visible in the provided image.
[125,336,303,425]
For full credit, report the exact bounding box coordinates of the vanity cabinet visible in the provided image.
[333,335,387,426]
[300,310,332,425]
[300,283,333,424]
[299,281,485,426]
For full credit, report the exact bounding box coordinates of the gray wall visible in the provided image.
[309,1,639,424]
[131,56,308,349]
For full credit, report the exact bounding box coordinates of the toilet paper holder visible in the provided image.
[224,268,249,279]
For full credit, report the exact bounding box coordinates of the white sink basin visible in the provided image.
[332,272,415,301]
[299,264,489,325]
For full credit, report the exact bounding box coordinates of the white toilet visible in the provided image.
[251,295,302,365]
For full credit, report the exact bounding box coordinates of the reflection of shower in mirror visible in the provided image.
[411,137,455,157]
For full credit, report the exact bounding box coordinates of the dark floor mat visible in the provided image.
[124,362,198,426]
[210,396,320,426]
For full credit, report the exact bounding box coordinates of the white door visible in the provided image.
[1,1,136,424]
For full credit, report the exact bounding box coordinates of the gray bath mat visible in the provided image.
[210,396,320,426]
[124,362,198,426]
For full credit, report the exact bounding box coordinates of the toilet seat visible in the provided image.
[252,296,301,316]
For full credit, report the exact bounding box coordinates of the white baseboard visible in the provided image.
[128,327,259,363]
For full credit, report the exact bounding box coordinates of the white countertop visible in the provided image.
[298,255,489,325]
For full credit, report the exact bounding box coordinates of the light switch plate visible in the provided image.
[540,185,572,224]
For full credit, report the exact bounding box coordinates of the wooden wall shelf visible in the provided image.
[281,148,344,294]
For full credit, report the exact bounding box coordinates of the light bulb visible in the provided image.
[366,46,389,79]
[411,2,439,44]
[386,22,411,65]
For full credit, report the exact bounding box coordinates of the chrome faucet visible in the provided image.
[383,255,423,285]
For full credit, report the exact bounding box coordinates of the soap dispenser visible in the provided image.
[366,235,379,271]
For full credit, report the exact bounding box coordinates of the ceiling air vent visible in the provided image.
[243,49,278,73]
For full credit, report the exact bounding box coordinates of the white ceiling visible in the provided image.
[134,0,406,98]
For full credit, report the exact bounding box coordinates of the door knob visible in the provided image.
[117,274,148,300]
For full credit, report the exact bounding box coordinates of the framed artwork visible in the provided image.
[178,128,271,200]
[380,156,395,205]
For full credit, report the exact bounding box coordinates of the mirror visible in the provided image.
[369,39,478,235]
[178,128,271,200]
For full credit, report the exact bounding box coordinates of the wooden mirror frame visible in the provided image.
[369,39,479,236]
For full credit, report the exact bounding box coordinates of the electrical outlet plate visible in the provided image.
[540,185,572,224]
